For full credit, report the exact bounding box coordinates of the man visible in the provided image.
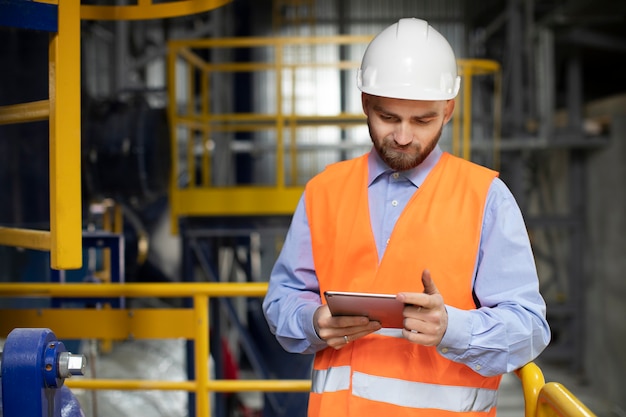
[262,17,551,417]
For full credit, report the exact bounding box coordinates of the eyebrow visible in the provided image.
[372,104,439,120]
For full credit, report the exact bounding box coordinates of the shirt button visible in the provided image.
[386,239,390,245]
[440,347,449,354]
[475,365,482,371]
[392,172,399,179]
[391,200,398,207]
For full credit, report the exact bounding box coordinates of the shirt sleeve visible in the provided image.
[262,194,328,354]
[437,178,551,376]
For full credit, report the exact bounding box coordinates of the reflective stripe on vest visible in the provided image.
[312,367,498,413]
[311,365,351,393]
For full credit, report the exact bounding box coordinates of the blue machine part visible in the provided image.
[1,328,86,417]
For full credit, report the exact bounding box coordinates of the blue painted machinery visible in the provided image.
[1,328,86,417]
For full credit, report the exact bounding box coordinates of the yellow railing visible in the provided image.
[167,35,502,230]
[0,0,234,270]
[0,282,597,417]
[167,35,371,230]
[516,361,597,417]
[454,59,502,169]
[0,0,82,270]
[0,282,310,416]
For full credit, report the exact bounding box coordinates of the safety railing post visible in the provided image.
[49,0,83,269]
[194,293,210,416]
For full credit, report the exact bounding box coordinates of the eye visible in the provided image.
[379,113,395,121]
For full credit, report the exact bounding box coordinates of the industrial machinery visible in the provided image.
[0,328,86,417]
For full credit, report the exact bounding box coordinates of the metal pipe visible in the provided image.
[0,282,269,298]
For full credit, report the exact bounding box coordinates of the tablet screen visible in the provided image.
[324,290,405,328]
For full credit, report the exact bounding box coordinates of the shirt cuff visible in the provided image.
[438,305,472,356]
[300,303,328,352]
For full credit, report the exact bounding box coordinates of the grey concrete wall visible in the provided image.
[585,109,626,413]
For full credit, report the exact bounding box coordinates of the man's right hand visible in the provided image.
[313,305,382,349]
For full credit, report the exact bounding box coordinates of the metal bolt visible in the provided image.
[57,352,87,378]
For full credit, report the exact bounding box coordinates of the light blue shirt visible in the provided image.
[262,145,551,377]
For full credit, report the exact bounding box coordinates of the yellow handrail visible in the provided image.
[0,282,310,417]
[0,283,598,416]
[516,362,597,417]
[517,362,546,417]
[0,100,50,125]
[538,383,596,417]
[0,227,51,251]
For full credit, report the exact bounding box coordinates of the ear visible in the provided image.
[443,99,455,124]
[361,93,369,116]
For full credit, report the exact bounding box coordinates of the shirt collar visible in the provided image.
[367,145,443,188]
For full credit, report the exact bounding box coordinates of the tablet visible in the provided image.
[324,290,405,328]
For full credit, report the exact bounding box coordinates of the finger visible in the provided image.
[402,327,441,347]
[397,292,432,309]
[421,269,440,295]
[330,324,382,350]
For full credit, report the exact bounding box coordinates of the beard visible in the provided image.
[370,122,443,171]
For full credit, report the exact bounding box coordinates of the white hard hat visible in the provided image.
[357,18,461,100]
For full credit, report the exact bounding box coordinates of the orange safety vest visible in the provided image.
[304,152,501,417]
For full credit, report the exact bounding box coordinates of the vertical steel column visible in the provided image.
[566,50,586,374]
[503,0,527,209]
[49,0,82,269]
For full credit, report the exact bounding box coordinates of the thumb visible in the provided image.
[421,269,440,295]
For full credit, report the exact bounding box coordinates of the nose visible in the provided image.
[393,123,413,146]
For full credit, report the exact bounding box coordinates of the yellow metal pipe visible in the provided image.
[168,35,374,49]
[202,61,361,72]
[0,308,196,340]
[66,379,197,391]
[516,362,545,417]
[49,0,82,269]
[0,227,51,251]
[65,378,311,392]
[0,282,269,298]
[178,47,208,71]
[457,58,501,74]
[175,110,365,125]
[194,294,210,415]
[207,379,311,392]
[80,0,232,20]
[0,100,50,125]
[538,383,597,417]
[176,122,364,133]
[174,187,302,216]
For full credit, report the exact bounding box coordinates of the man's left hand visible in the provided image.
[397,269,448,346]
